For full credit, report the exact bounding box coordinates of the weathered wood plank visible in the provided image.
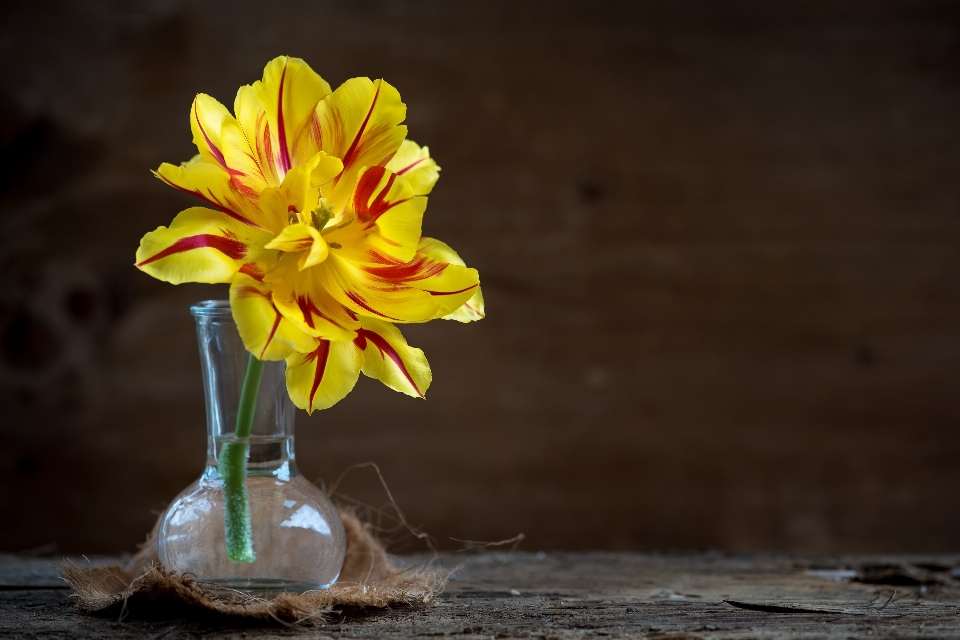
[3,552,960,638]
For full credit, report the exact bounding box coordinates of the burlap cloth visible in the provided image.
[59,508,445,622]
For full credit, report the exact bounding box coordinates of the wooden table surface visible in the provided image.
[3,551,960,638]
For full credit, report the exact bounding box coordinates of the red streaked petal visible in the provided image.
[284,337,362,413]
[355,318,431,398]
[354,167,411,226]
[230,274,316,360]
[137,206,273,285]
[266,255,359,340]
[306,340,331,408]
[354,249,480,314]
[360,327,421,397]
[396,157,425,175]
[315,77,407,207]
[427,284,478,296]
[362,252,448,281]
[260,309,283,359]
[346,291,403,322]
[238,262,265,281]
[316,254,449,323]
[417,236,485,322]
[275,64,293,175]
[194,100,226,168]
[352,332,367,350]
[384,139,440,196]
[155,167,260,229]
[136,233,246,267]
[339,80,381,175]
[296,293,353,332]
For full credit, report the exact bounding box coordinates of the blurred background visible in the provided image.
[1,0,959,555]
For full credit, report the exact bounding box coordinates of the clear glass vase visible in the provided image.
[157,300,346,592]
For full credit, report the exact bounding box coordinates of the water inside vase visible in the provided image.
[212,435,296,476]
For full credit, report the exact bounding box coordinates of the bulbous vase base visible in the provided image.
[158,468,346,592]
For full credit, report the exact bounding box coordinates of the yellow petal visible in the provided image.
[417,236,466,266]
[253,186,294,235]
[361,251,480,317]
[155,156,266,230]
[279,151,343,215]
[219,115,271,199]
[325,166,424,265]
[317,232,480,322]
[255,56,333,168]
[229,274,316,360]
[356,318,431,398]
[266,255,360,341]
[440,287,485,322]
[418,237,485,322]
[384,139,440,196]
[228,57,332,191]
[135,207,272,284]
[264,223,329,270]
[315,78,407,207]
[299,239,329,270]
[265,222,321,252]
[189,94,231,170]
[285,339,362,413]
[318,251,464,322]
[235,56,333,188]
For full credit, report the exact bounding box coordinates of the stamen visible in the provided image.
[328,242,342,249]
[311,198,334,230]
[288,212,298,226]
[321,215,354,235]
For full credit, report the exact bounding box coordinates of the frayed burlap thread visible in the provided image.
[59,509,445,622]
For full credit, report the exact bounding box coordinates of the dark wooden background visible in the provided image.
[1,0,959,555]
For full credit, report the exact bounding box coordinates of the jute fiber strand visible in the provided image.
[59,508,445,622]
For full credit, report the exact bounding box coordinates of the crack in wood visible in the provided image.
[724,600,862,615]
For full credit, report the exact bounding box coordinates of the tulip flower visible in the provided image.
[135,57,483,562]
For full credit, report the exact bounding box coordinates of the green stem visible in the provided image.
[218,354,264,563]
[234,354,264,441]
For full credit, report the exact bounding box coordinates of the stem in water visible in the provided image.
[218,353,263,563]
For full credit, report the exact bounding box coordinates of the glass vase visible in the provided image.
[157,300,346,592]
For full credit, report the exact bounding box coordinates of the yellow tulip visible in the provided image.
[136,56,483,412]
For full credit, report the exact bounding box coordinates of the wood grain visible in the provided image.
[5,552,960,638]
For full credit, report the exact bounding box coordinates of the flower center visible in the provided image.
[286,199,343,249]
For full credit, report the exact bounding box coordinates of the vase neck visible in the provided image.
[191,300,299,476]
